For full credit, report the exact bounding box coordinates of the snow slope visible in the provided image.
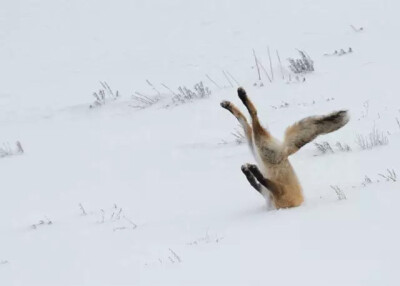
[1,0,400,285]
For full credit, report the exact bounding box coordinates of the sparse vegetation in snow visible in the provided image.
[131,92,162,110]
[133,81,212,109]
[288,50,314,74]
[358,169,397,188]
[315,141,334,154]
[170,81,211,106]
[335,142,351,152]
[331,185,347,200]
[31,217,53,230]
[187,230,224,246]
[356,126,389,150]
[219,127,246,146]
[90,81,120,108]
[0,141,24,158]
[314,141,351,155]
[324,47,353,57]
[379,169,397,182]
[350,24,364,32]
[94,204,138,231]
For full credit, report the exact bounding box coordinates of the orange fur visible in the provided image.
[221,87,349,209]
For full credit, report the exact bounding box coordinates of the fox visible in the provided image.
[220,87,349,209]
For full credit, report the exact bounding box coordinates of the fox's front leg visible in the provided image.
[241,164,277,209]
[220,100,255,155]
[244,164,282,197]
[241,164,262,194]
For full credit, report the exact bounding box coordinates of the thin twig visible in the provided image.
[124,216,138,229]
[100,81,113,97]
[146,79,161,95]
[222,70,234,88]
[350,25,364,32]
[330,185,347,200]
[161,83,178,96]
[16,141,24,153]
[226,71,240,86]
[267,46,274,81]
[169,248,182,263]
[253,49,261,81]
[276,50,285,80]
[205,74,222,89]
[258,61,272,83]
[79,203,87,216]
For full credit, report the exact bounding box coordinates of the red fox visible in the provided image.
[221,87,349,209]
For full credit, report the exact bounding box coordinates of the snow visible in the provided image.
[1,0,400,285]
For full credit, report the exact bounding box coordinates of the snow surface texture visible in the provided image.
[1,0,400,285]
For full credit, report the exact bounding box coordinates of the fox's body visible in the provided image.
[260,157,304,209]
[221,87,349,209]
[249,131,305,209]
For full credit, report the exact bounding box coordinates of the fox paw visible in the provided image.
[220,100,232,109]
[241,164,249,172]
[247,164,259,173]
[237,87,248,102]
[241,163,256,173]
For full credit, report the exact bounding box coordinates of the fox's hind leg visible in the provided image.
[236,87,284,164]
[236,87,269,141]
[221,100,255,155]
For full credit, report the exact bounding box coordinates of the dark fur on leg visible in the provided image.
[237,87,248,104]
[241,165,262,194]
[220,100,233,113]
[246,164,282,196]
[236,87,267,139]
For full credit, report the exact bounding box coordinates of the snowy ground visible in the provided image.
[1,0,400,285]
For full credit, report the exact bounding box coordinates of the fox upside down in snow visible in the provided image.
[221,87,349,209]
